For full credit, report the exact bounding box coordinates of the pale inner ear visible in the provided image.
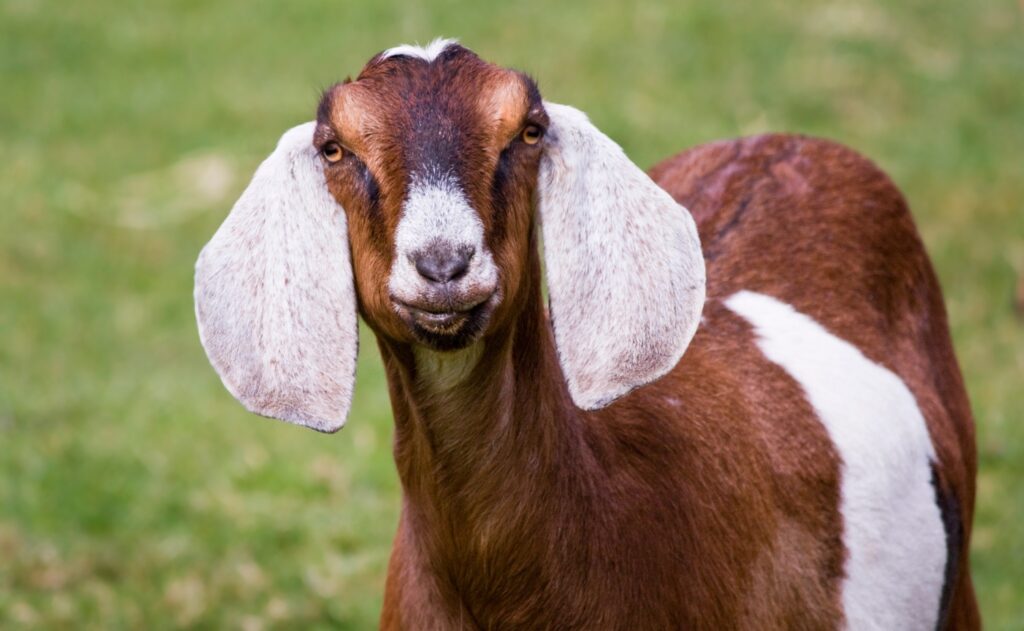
[537,103,706,410]
[194,122,359,433]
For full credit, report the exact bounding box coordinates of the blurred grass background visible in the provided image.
[1,0,1021,628]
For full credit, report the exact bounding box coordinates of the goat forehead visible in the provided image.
[357,47,532,139]
[341,60,524,192]
[400,85,481,181]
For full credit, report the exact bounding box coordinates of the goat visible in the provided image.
[194,39,979,629]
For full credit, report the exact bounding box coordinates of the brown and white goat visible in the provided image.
[195,39,979,629]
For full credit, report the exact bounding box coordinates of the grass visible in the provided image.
[1,0,1021,627]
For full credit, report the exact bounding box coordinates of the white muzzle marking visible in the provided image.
[388,176,498,307]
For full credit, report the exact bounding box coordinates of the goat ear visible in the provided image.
[538,103,706,410]
[194,122,358,433]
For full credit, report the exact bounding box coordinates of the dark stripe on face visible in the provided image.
[489,147,513,242]
[406,108,462,183]
[380,47,478,185]
[362,162,381,210]
[404,93,477,184]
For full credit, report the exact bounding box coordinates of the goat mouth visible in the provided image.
[407,305,475,334]
[392,292,497,350]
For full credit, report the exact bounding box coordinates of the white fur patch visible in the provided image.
[725,290,946,630]
[538,103,706,410]
[388,176,498,306]
[381,37,458,62]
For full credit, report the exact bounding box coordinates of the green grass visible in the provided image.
[1,0,1021,628]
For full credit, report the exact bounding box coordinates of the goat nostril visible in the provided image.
[414,247,474,284]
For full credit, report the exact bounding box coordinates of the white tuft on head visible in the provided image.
[381,37,459,62]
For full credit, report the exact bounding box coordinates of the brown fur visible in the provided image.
[651,136,979,628]
[316,46,978,629]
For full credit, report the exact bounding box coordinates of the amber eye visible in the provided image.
[521,124,543,145]
[322,142,344,163]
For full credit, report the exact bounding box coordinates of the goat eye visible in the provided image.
[322,142,344,163]
[521,124,543,145]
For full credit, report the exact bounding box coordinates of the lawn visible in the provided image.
[1,0,1021,628]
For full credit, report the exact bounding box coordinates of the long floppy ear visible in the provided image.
[538,103,706,410]
[194,121,358,433]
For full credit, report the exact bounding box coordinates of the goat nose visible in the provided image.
[414,247,474,284]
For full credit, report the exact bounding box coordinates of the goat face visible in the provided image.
[194,39,706,432]
[314,45,548,351]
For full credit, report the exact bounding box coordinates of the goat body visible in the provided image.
[195,41,979,630]
[377,135,977,630]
